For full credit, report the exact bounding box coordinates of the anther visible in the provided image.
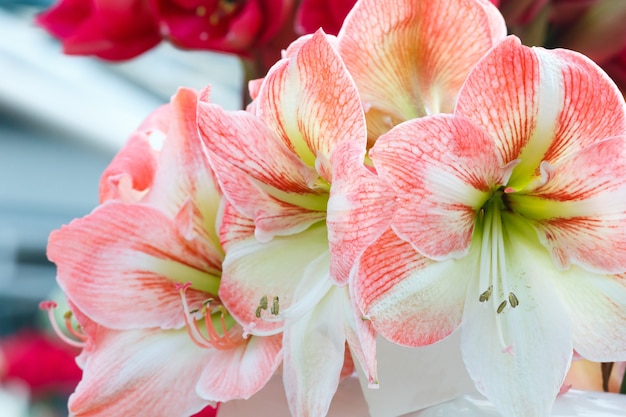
[271,296,280,315]
[479,285,493,302]
[497,300,507,314]
[255,295,269,318]
[508,292,519,308]
[259,295,268,310]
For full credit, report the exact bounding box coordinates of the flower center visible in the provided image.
[475,189,520,353]
[175,282,242,350]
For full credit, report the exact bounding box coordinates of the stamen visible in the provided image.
[508,292,519,308]
[496,300,507,314]
[196,6,206,16]
[255,295,269,318]
[175,282,239,350]
[271,296,280,315]
[479,285,493,302]
[63,311,88,341]
[39,301,85,348]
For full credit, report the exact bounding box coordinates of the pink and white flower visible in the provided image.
[197,29,386,417]
[337,0,507,143]
[46,88,281,417]
[348,36,626,417]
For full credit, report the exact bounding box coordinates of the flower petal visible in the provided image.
[48,203,220,330]
[456,36,626,189]
[144,88,223,248]
[69,328,210,417]
[461,217,573,417]
[327,142,395,285]
[255,30,367,177]
[354,228,469,347]
[511,136,626,273]
[198,103,321,201]
[550,270,626,362]
[370,114,510,260]
[343,283,378,387]
[196,334,283,401]
[197,103,328,240]
[98,105,168,203]
[283,285,346,417]
[338,0,506,139]
[218,223,329,335]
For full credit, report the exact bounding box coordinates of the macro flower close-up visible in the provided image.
[4,0,626,416]
[351,35,626,417]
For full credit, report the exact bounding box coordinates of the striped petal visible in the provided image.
[327,141,395,285]
[511,137,626,273]
[456,36,626,190]
[144,88,222,248]
[370,114,511,260]
[255,29,367,178]
[354,228,469,347]
[69,328,211,417]
[98,106,168,203]
[197,334,283,402]
[197,103,327,241]
[48,203,221,330]
[338,0,506,140]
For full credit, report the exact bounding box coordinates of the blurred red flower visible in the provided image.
[36,0,161,61]
[0,330,82,397]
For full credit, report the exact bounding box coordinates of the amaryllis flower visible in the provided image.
[46,88,281,416]
[348,36,626,417]
[294,0,356,35]
[336,0,506,144]
[154,0,295,55]
[36,0,161,61]
[197,30,390,417]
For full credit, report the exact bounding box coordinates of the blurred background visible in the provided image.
[0,1,241,414]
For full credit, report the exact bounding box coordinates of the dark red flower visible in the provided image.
[294,0,355,35]
[0,330,82,397]
[153,0,295,55]
[36,0,161,61]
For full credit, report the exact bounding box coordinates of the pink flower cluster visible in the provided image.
[44,1,626,417]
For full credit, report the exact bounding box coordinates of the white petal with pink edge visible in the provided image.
[69,328,211,417]
[196,334,283,401]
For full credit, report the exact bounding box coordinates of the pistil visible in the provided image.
[476,191,520,352]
